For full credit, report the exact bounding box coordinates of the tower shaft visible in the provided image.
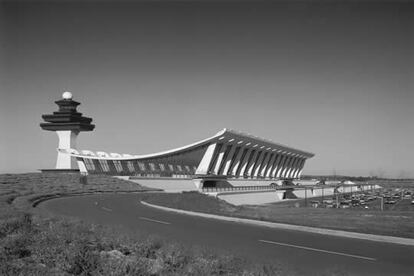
[56,130,79,169]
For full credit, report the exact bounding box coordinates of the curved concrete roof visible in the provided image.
[59,128,314,160]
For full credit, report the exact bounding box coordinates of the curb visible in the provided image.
[25,189,162,208]
[140,201,414,247]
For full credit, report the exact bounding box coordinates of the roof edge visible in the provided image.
[60,128,314,160]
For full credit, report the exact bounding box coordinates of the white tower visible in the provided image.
[40,92,95,170]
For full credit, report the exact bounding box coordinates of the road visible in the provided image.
[39,194,414,275]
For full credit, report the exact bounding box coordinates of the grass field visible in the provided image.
[0,173,158,209]
[143,186,414,239]
[0,173,283,275]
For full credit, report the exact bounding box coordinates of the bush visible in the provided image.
[67,241,100,275]
[155,243,189,273]
[0,213,33,238]
[0,213,34,260]
[3,233,32,258]
[134,237,163,259]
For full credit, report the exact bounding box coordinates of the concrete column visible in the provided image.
[286,156,298,178]
[221,145,237,175]
[217,145,233,175]
[213,145,228,175]
[107,160,117,174]
[253,151,267,178]
[120,160,129,173]
[286,155,296,178]
[290,156,300,178]
[291,157,301,178]
[297,159,306,178]
[92,159,103,173]
[276,154,288,178]
[226,147,241,176]
[270,154,283,178]
[76,158,88,174]
[260,152,273,178]
[263,153,276,178]
[246,150,260,177]
[56,130,79,169]
[296,158,306,178]
[208,144,224,174]
[239,149,255,177]
[132,160,141,173]
[288,157,300,178]
[281,156,293,178]
[195,143,217,175]
[230,147,246,176]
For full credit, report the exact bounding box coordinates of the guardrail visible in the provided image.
[202,185,275,193]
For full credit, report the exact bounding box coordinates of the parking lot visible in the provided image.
[297,187,414,211]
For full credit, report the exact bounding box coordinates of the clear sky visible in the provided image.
[1,0,413,178]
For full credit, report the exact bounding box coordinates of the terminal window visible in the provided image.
[127,161,135,172]
[113,160,123,172]
[99,160,110,172]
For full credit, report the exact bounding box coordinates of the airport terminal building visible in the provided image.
[60,128,314,189]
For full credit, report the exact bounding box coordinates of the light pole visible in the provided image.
[322,186,324,204]
[305,187,307,207]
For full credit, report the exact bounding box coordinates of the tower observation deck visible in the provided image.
[40,92,95,171]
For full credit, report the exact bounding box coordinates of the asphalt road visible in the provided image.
[39,194,414,275]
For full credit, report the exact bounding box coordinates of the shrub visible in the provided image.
[155,243,189,273]
[67,241,100,275]
[133,237,163,259]
[0,213,33,238]
[3,233,32,258]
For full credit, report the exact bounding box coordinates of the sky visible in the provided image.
[1,0,413,178]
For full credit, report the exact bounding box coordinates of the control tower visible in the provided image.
[40,92,95,170]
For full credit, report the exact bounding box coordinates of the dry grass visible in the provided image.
[0,173,154,207]
[234,203,414,238]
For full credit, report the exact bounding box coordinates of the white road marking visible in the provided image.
[101,207,113,212]
[139,217,171,225]
[258,239,376,261]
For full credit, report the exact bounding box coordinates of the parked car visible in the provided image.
[323,199,334,204]
[340,202,350,208]
[311,201,320,208]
